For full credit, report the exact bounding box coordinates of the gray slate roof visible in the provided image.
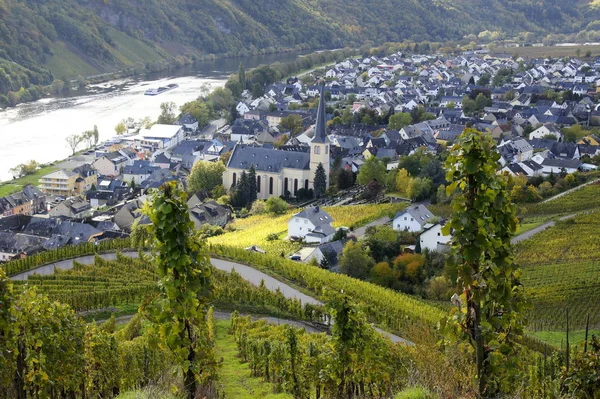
[293,206,333,227]
[394,204,434,227]
[228,145,310,172]
[312,86,330,144]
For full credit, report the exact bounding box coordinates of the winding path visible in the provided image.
[9,252,410,345]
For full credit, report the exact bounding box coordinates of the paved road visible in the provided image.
[10,252,410,345]
[511,214,575,244]
[541,179,599,203]
[353,216,391,237]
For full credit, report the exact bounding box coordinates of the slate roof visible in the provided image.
[0,232,47,255]
[316,240,345,265]
[312,86,330,144]
[293,206,333,227]
[227,145,310,173]
[541,158,581,169]
[394,204,434,227]
[122,160,160,175]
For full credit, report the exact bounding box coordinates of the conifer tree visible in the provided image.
[314,162,327,198]
[238,63,246,91]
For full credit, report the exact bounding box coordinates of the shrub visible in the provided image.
[265,196,289,215]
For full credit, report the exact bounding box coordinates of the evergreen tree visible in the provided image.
[247,165,258,206]
[314,163,327,198]
[238,63,246,91]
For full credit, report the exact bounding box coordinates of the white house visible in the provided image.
[540,158,581,175]
[419,223,451,252]
[529,124,564,142]
[236,102,250,116]
[129,124,185,151]
[393,205,435,232]
[288,206,335,244]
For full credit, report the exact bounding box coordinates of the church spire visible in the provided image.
[312,84,329,143]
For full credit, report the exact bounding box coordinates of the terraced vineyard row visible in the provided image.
[516,211,600,266]
[14,252,326,322]
[521,261,600,331]
[519,181,600,216]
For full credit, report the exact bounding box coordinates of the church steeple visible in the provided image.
[309,84,330,189]
[312,85,330,144]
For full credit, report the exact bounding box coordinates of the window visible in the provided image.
[411,218,414,221]
[404,217,407,220]
[295,218,299,222]
[437,233,441,236]
[257,176,261,193]
[284,178,288,193]
[314,146,320,154]
[304,220,308,224]
[325,145,328,154]
[294,179,298,195]
[232,173,237,186]
[269,177,274,195]
[304,179,309,190]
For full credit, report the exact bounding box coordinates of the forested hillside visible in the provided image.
[0,0,599,99]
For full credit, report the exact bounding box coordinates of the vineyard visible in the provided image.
[13,252,327,323]
[515,209,600,333]
[207,203,406,255]
[516,212,600,266]
[519,181,600,217]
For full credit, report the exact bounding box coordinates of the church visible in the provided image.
[223,87,330,199]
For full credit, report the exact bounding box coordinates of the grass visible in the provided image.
[0,165,57,196]
[515,221,543,236]
[529,330,600,349]
[215,319,292,399]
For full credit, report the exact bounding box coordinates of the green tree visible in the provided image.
[157,101,177,124]
[407,177,432,201]
[180,100,211,129]
[356,156,386,186]
[0,268,14,392]
[238,62,246,90]
[252,83,264,98]
[187,161,226,195]
[313,163,327,198]
[115,122,127,135]
[475,93,492,111]
[265,196,288,214]
[247,165,258,205]
[280,114,303,135]
[395,168,411,195]
[388,112,412,130]
[339,241,374,279]
[443,128,526,397]
[144,182,217,399]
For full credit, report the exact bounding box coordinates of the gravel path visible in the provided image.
[353,216,391,237]
[10,252,411,345]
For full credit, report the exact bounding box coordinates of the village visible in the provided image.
[1,49,600,270]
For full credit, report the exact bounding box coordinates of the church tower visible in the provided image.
[309,85,331,189]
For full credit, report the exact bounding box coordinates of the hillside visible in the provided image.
[0,0,599,101]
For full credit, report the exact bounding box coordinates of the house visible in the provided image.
[288,206,335,244]
[392,204,435,232]
[188,201,231,230]
[114,198,147,232]
[49,197,93,219]
[0,185,45,218]
[38,170,79,196]
[540,158,581,175]
[304,239,345,266]
[176,113,199,133]
[92,151,131,177]
[72,164,98,194]
[529,124,564,142]
[0,231,47,261]
[122,161,161,185]
[224,87,330,199]
[132,124,185,150]
[419,223,451,252]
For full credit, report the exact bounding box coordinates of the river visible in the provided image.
[0,51,309,182]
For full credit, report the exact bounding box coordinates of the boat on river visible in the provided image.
[144,83,179,96]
